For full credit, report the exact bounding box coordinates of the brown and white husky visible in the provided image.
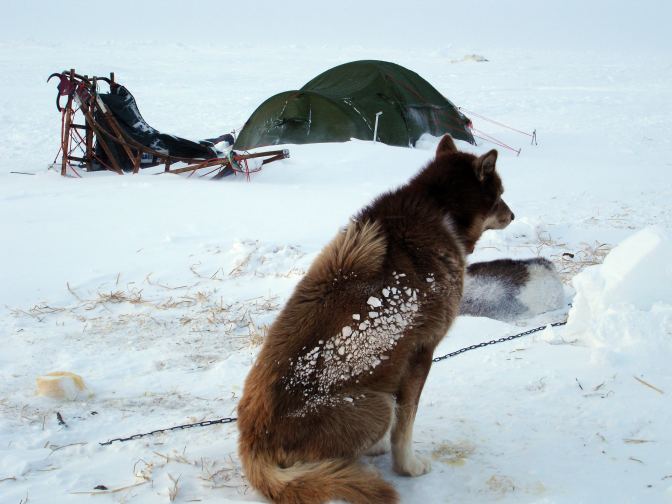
[237,135,514,503]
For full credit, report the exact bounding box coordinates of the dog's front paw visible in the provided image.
[393,453,432,477]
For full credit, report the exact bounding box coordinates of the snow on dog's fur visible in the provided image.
[461,258,565,321]
[237,135,514,504]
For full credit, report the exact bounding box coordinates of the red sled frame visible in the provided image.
[48,69,288,180]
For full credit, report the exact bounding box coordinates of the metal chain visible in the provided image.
[432,320,567,362]
[99,416,237,446]
[100,320,567,446]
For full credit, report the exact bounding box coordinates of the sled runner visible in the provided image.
[48,69,288,179]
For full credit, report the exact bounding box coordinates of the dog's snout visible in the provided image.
[510,211,515,221]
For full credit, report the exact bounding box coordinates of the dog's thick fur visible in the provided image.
[460,258,565,321]
[237,135,513,504]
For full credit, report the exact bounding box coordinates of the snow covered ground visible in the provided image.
[1,2,672,503]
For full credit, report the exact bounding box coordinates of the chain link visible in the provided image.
[99,416,237,446]
[99,320,567,446]
[432,320,567,362]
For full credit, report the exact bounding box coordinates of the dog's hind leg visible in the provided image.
[243,391,399,503]
[392,347,433,476]
[286,390,395,462]
[365,406,394,456]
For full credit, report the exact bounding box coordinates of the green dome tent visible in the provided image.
[234,60,474,150]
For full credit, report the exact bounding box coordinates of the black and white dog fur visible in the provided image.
[460,258,565,321]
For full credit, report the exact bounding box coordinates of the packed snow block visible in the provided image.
[36,371,89,400]
[598,227,672,309]
[567,227,672,343]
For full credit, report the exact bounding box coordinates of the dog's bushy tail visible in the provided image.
[241,449,398,504]
[310,220,387,280]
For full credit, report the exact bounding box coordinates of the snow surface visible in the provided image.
[1,2,672,503]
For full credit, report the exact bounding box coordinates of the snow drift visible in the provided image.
[567,226,672,353]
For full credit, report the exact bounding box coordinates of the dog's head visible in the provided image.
[416,135,514,254]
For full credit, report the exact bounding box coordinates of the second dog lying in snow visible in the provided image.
[460,257,566,321]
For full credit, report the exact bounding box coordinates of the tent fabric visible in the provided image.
[234,60,474,150]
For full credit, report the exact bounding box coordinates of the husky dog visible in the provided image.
[461,258,565,321]
[237,135,514,504]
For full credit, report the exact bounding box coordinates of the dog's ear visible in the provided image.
[436,135,458,157]
[473,149,498,181]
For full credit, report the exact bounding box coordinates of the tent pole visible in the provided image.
[373,111,383,142]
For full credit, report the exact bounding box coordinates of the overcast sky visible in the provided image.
[2,0,671,53]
